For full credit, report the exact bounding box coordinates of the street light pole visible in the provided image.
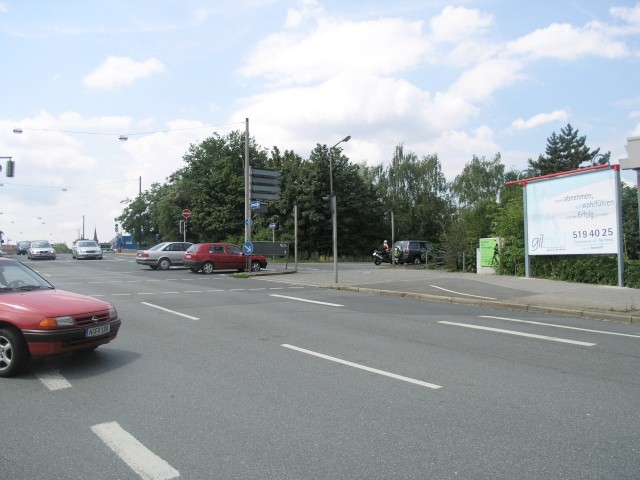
[329,135,351,284]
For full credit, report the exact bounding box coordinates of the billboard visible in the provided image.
[526,168,619,255]
[479,237,500,267]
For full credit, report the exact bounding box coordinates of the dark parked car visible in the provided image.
[393,240,431,265]
[17,241,30,255]
[184,243,268,273]
[0,257,121,377]
[136,242,193,270]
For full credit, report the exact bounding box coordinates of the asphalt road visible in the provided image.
[2,254,639,479]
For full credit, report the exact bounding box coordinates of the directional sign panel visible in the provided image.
[251,167,281,201]
[242,241,254,255]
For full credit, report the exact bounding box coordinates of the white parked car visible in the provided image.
[136,242,192,270]
[27,240,56,260]
[72,240,103,260]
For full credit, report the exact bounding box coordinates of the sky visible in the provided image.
[1,0,640,246]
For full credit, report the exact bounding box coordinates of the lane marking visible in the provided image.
[36,369,72,391]
[270,294,343,307]
[141,302,199,320]
[282,344,441,389]
[91,422,180,480]
[439,321,596,346]
[480,315,640,339]
[430,285,496,300]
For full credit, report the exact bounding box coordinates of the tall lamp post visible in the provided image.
[329,135,351,284]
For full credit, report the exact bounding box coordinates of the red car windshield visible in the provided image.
[0,260,54,292]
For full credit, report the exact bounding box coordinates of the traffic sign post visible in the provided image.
[181,209,191,242]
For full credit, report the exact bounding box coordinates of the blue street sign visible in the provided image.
[244,218,252,226]
[242,241,254,255]
[250,201,261,209]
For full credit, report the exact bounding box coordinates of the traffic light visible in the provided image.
[322,195,332,212]
[5,159,14,177]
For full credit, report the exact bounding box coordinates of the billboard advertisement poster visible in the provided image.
[526,168,618,255]
[480,237,500,267]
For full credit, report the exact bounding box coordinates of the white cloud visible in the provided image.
[285,0,323,29]
[83,56,165,90]
[429,6,494,43]
[448,57,525,102]
[610,4,640,29]
[511,109,570,130]
[238,16,432,86]
[505,22,629,60]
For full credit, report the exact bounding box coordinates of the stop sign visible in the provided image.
[182,209,191,219]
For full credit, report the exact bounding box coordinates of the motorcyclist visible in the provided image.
[377,240,390,258]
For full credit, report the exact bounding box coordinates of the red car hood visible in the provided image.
[0,288,112,317]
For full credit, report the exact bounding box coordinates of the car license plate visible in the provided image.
[86,324,110,338]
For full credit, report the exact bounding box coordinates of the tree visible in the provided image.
[378,144,450,244]
[528,123,608,176]
[621,183,640,260]
[450,154,505,207]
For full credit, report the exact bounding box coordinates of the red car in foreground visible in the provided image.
[0,258,121,377]
[184,243,268,273]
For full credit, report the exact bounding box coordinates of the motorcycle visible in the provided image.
[373,249,392,265]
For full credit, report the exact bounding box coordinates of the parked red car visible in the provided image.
[184,243,268,273]
[0,257,121,377]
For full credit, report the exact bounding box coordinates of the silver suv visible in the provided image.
[136,242,193,270]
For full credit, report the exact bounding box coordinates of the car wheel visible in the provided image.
[158,258,171,270]
[202,262,215,274]
[251,260,261,272]
[0,328,28,378]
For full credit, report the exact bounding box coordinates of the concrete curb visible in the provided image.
[326,284,638,324]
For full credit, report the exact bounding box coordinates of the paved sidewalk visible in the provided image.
[256,265,640,324]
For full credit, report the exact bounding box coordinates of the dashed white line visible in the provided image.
[439,321,596,346]
[480,315,640,338]
[91,421,180,480]
[141,302,199,320]
[36,369,72,391]
[282,344,442,389]
[270,294,343,307]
